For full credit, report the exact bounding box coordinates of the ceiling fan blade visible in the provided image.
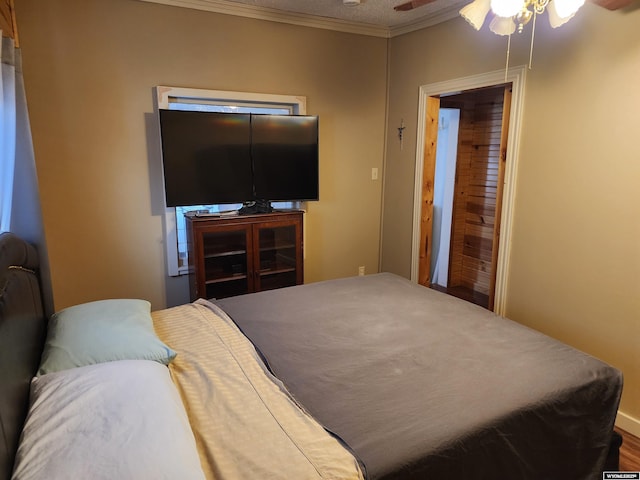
[394,0,437,12]
[590,0,633,9]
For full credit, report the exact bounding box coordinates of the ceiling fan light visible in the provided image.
[547,1,572,26]
[490,0,524,17]
[551,0,585,18]
[460,0,492,30]
[489,14,517,35]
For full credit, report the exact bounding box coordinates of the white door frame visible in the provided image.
[410,66,527,315]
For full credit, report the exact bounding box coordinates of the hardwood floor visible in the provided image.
[430,284,489,309]
[617,428,640,472]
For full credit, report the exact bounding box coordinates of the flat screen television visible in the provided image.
[159,110,253,207]
[252,114,319,202]
[158,110,319,208]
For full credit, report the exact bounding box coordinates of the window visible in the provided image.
[156,87,307,276]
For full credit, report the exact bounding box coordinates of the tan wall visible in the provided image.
[383,6,640,428]
[15,0,387,310]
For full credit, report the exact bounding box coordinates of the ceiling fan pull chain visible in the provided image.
[504,33,511,82]
[528,10,537,69]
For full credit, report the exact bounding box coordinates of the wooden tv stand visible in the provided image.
[185,210,303,301]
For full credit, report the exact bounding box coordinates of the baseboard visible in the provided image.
[616,410,640,438]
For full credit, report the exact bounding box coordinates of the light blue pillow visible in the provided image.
[38,299,176,375]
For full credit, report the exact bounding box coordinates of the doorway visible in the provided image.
[430,85,511,310]
[410,67,526,315]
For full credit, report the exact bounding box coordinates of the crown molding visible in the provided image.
[389,5,460,37]
[138,0,392,38]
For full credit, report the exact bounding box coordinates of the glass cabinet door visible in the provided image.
[201,228,250,299]
[254,222,300,292]
[187,212,303,302]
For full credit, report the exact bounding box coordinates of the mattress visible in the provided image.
[215,273,623,480]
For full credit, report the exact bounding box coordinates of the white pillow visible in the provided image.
[12,360,205,480]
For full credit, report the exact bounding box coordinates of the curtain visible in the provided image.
[1,36,17,232]
[430,108,460,287]
[1,35,54,316]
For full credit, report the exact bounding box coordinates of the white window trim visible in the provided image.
[155,86,307,276]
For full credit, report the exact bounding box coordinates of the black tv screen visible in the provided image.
[159,110,319,207]
[159,110,253,207]
[252,114,319,202]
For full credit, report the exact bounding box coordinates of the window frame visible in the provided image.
[155,86,307,276]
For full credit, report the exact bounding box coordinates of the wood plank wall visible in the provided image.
[442,87,505,296]
[0,0,17,43]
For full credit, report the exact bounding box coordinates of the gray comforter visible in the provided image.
[216,273,622,480]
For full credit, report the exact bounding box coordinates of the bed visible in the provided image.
[0,232,624,479]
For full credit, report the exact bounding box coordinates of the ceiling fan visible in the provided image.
[590,0,634,9]
[393,0,634,11]
[393,0,437,12]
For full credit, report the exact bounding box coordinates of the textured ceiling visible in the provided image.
[142,0,637,36]
[223,0,469,27]
[141,0,470,36]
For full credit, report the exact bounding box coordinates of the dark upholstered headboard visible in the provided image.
[0,233,47,480]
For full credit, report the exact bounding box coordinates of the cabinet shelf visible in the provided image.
[204,247,247,259]
[186,211,304,301]
[258,244,295,254]
[259,265,296,276]
[205,273,248,284]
